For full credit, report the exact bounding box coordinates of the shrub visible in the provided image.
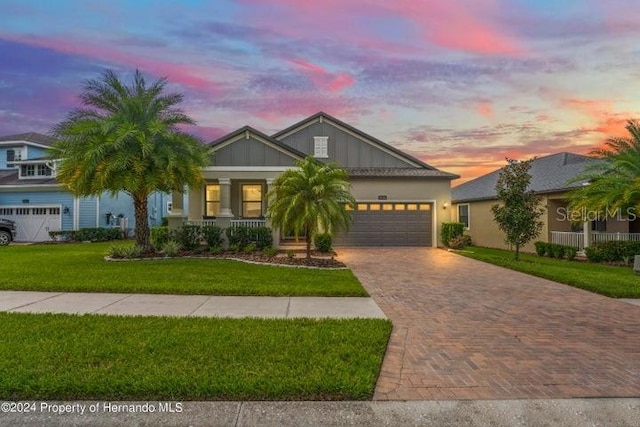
[108,243,143,259]
[448,235,468,250]
[228,244,240,253]
[286,249,296,259]
[262,247,279,258]
[162,240,181,257]
[202,225,223,249]
[314,233,332,253]
[584,246,603,263]
[209,246,223,255]
[226,226,273,250]
[441,222,465,247]
[150,226,170,249]
[534,241,548,257]
[548,243,565,259]
[174,225,202,251]
[243,243,257,253]
[565,246,578,261]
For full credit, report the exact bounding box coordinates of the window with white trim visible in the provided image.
[313,136,328,158]
[458,204,470,229]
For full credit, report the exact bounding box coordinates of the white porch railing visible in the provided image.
[550,231,640,250]
[184,219,217,226]
[592,232,640,244]
[230,219,266,228]
[550,232,585,250]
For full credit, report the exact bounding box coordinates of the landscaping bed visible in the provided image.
[0,313,392,401]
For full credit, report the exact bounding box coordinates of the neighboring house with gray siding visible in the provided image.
[0,132,169,241]
[170,112,458,247]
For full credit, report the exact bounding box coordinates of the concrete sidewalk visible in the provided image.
[0,291,386,319]
[1,399,638,426]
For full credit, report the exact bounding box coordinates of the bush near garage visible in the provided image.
[441,222,465,247]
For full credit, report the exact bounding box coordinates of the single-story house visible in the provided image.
[168,112,459,247]
[0,132,169,241]
[451,152,640,251]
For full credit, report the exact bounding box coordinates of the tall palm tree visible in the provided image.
[568,120,640,217]
[51,69,209,251]
[267,157,356,259]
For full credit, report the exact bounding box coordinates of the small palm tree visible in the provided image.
[51,69,209,251]
[267,157,356,259]
[568,120,640,216]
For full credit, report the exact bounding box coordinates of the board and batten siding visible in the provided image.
[78,196,98,228]
[0,190,74,230]
[277,121,412,168]
[213,136,298,167]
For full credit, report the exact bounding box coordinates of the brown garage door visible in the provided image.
[334,202,432,246]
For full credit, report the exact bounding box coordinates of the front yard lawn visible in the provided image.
[0,243,366,296]
[456,246,640,298]
[0,313,391,400]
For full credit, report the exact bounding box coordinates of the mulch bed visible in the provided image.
[108,249,346,269]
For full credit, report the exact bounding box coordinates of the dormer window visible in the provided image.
[19,163,53,179]
[313,136,328,158]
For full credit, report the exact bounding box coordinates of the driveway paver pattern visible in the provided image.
[338,248,640,400]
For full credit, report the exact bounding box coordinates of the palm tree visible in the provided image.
[267,157,356,259]
[51,69,209,251]
[568,120,640,217]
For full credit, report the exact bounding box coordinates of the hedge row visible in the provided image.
[534,241,578,260]
[584,240,640,263]
[49,228,123,242]
[150,225,273,252]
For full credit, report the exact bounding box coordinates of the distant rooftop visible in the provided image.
[0,132,55,146]
[452,152,601,203]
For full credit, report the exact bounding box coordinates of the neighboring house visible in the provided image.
[0,132,169,242]
[452,152,640,252]
[169,112,459,247]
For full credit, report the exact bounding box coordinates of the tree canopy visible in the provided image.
[51,69,210,250]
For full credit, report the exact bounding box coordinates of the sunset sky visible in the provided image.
[1,0,639,183]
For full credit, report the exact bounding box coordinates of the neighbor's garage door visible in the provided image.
[0,206,62,242]
[334,202,432,246]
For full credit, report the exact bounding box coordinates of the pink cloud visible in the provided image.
[475,100,494,118]
[289,59,355,92]
[240,0,522,56]
[0,34,224,95]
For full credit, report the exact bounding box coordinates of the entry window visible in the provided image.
[242,184,263,218]
[458,204,470,229]
[313,136,328,158]
[205,184,220,217]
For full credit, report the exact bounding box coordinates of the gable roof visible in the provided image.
[452,152,601,203]
[209,125,306,160]
[0,132,55,147]
[271,111,437,170]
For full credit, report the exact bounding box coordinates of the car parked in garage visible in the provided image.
[0,218,16,245]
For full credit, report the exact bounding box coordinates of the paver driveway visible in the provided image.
[338,248,640,400]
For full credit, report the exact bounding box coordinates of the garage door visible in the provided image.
[0,206,62,242]
[334,202,432,246]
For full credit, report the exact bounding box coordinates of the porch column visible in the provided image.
[265,178,280,247]
[167,190,186,230]
[583,221,591,249]
[218,178,233,217]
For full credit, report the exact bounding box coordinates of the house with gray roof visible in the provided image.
[169,112,459,247]
[452,152,640,251]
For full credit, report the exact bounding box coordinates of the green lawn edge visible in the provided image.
[0,313,392,401]
[0,243,366,297]
[453,246,640,298]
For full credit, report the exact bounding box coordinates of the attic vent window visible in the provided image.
[313,136,328,158]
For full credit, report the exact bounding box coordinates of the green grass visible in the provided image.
[0,313,391,400]
[0,243,366,296]
[456,246,640,298]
